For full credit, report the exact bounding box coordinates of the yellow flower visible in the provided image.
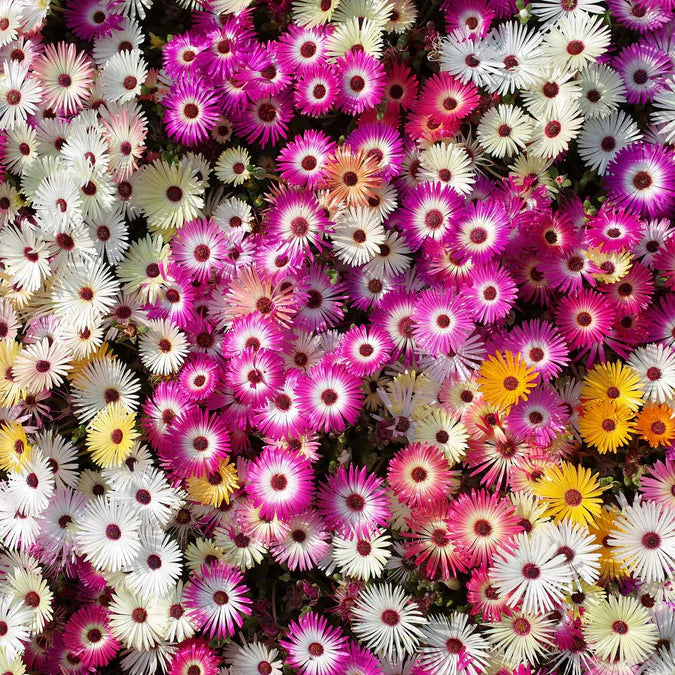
[588,506,626,582]
[187,460,239,507]
[578,401,635,454]
[587,247,633,284]
[565,581,606,621]
[533,462,607,527]
[478,350,537,409]
[0,421,31,472]
[580,361,644,412]
[634,402,675,448]
[87,402,139,468]
[0,340,25,407]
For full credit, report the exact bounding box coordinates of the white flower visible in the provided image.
[352,583,427,660]
[100,49,148,103]
[477,105,534,158]
[109,584,169,651]
[331,206,386,267]
[609,499,675,583]
[578,110,642,175]
[628,343,675,404]
[490,531,573,613]
[139,318,189,375]
[332,528,391,580]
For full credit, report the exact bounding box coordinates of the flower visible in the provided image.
[608,499,675,583]
[478,351,537,409]
[183,562,252,640]
[533,462,606,528]
[279,612,348,675]
[578,401,635,454]
[584,594,658,665]
[351,583,427,661]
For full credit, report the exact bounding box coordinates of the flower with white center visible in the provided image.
[351,583,427,660]
[628,343,675,404]
[74,497,141,572]
[126,530,183,601]
[138,318,189,375]
[578,110,643,175]
[608,499,675,583]
[417,612,489,675]
[332,528,392,581]
[584,594,658,665]
[477,104,534,158]
[490,530,573,613]
[541,12,611,72]
[109,584,169,651]
[331,206,386,267]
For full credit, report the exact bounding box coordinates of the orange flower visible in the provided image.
[323,147,382,207]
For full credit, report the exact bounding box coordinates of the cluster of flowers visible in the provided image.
[1,0,675,673]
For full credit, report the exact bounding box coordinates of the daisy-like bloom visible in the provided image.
[417,612,489,675]
[279,612,348,675]
[578,61,627,119]
[418,142,475,195]
[0,595,30,659]
[277,130,336,189]
[529,105,584,158]
[581,361,645,412]
[477,104,534,158]
[12,338,72,394]
[317,464,391,538]
[225,641,283,675]
[267,189,329,255]
[608,499,675,583]
[74,497,141,572]
[232,92,294,149]
[614,44,672,105]
[0,225,52,294]
[168,639,219,675]
[0,60,43,129]
[133,159,203,232]
[6,567,52,633]
[533,462,606,528]
[402,502,467,579]
[324,147,382,207]
[32,42,94,115]
[447,489,521,567]
[138,318,189,376]
[351,583,426,661]
[160,408,229,480]
[335,50,385,115]
[0,421,30,473]
[187,458,238,507]
[541,12,611,72]
[108,585,168,652]
[529,0,605,24]
[418,71,479,126]
[214,147,251,187]
[450,200,509,263]
[641,458,675,509]
[270,509,329,572]
[490,530,573,613]
[399,181,463,251]
[338,324,393,378]
[8,452,54,516]
[584,594,658,665]
[332,528,391,581]
[605,142,675,220]
[163,77,220,147]
[294,63,339,117]
[331,206,385,266]
[183,562,251,639]
[387,442,452,508]
[412,289,473,356]
[635,402,675,448]
[578,400,635,454]
[86,402,139,468]
[296,361,363,433]
[555,288,616,352]
[483,612,555,667]
[172,218,227,282]
[62,604,120,669]
[578,110,643,176]
[505,386,569,445]
[478,350,537,409]
[462,263,517,324]
[245,447,313,520]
